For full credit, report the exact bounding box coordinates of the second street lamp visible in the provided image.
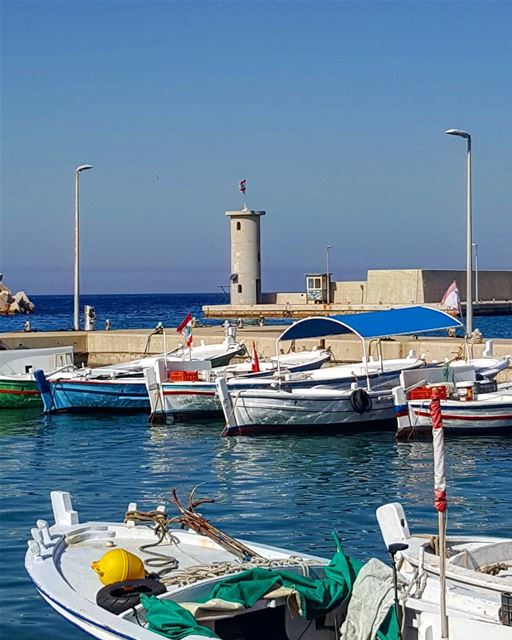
[74,164,93,331]
[445,129,473,335]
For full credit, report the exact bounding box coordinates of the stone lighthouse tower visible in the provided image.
[225,208,265,305]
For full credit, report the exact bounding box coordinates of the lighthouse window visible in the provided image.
[238,284,242,293]
[236,221,241,231]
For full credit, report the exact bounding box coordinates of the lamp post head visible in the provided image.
[445,129,470,139]
[76,164,93,174]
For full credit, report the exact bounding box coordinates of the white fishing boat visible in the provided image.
[26,490,511,639]
[376,502,512,639]
[87,324,247,377]
[25,490,401,640]
[392,364,512,436]
[215,306,463,436]
[217,380,395,435]
[144,348,336,420]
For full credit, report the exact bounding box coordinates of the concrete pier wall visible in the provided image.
[1,327,511,381]
[205,269,512,318]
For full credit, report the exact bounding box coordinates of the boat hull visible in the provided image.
[407,397,512,431]
[39,378,149,413]
[161,383,219,415]
[223,389,395,436]
[0,379,41,408]
[153,360,424,418]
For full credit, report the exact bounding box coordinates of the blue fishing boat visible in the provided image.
[34,371,149,413]
[33,327,247,414]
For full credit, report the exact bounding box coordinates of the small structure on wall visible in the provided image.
[305,273,330,303]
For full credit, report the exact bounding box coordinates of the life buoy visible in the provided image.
[96,578,166,614]
[350,388,372,414]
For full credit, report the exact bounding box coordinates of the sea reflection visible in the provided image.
[1,410,511,639]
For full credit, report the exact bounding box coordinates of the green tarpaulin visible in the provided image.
[142,534,398,640]
[141,594,217,640]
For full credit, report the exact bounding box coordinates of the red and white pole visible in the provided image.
[431,388,449,639]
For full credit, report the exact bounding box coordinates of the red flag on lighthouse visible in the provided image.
[239,179,246,194]
[251,341,260,373]
[177,313,193,347]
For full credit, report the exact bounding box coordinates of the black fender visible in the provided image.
[96,578,166,614]
[350,388,373,414]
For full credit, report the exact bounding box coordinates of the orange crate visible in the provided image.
[408,385,447,401]
[169,370,199,382]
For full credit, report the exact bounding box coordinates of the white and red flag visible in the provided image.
[441,280,460,315]
[238,179,246,195]
[251,341,260,373]
[177,313,193,347]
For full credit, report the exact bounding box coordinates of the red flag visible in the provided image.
[177,313,193,347]
[239,179,246,194]
[251,341,260,373]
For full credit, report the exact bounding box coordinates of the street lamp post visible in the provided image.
[445,129,472,335]
[326,245,333,304]
[74,164,93,331]
[472,242,479,303]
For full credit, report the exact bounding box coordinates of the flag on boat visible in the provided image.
[177,313,193,347]
[441,280,461,315]
[251,341,260,373]
[239,179,246,194]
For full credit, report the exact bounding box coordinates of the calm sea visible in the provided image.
[1,293,511,337]
[1,294,512,639]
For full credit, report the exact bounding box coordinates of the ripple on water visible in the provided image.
[1,412,511,639]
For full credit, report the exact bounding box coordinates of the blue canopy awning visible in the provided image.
[278,306,463,342]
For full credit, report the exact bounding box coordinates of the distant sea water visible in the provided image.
[2,292,512,337]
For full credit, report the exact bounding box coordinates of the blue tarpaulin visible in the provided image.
[278,306,463,342]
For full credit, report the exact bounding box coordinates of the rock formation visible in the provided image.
[0,274,35,315]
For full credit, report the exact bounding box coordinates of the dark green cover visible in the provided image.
[142,533,398,640]
[140,594,217,639]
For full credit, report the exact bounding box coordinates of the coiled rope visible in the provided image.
[160,556,325,587]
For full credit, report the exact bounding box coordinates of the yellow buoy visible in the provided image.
[91,548,145,585]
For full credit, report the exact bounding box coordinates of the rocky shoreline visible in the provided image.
[0,274,34,315]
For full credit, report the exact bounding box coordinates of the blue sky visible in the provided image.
[1,1,511,294]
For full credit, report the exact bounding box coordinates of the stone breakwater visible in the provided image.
[0,275,34,315]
